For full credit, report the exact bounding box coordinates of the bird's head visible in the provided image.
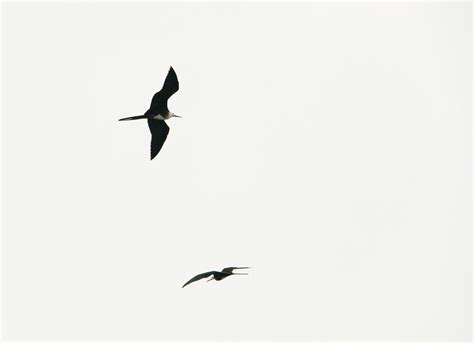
[170,112,181,118]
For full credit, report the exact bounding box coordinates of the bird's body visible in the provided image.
[152,113,172,120]
[212,271,232,281]
[119,66,180,160]
[182,267,250,288]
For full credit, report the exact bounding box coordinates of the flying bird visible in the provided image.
[119,66,180,160]
[182,267,250,288]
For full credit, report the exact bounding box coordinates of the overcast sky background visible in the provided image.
[2,2,471,340]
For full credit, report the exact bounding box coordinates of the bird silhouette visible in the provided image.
[119,66,180,160]
[182,267,250,288]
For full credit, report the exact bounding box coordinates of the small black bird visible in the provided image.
[182,267,250,288]
[119,66,180,160]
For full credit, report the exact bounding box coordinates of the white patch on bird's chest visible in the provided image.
[153,114,166,120]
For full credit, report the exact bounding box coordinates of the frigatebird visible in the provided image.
[182,267,250,288]
[119,66,180,160]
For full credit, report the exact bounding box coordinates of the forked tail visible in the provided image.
[118,115,147,121]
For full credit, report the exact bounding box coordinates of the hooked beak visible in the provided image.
[233,267,250,275]
[232,273,248,275]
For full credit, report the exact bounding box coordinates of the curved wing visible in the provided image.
[182,271,214,288]
[148,119,170,160]
[150,67,179,112]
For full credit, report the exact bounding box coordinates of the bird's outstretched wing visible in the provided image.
[148,119,170,160]
[150,67,179,112]
[182,271,215,288]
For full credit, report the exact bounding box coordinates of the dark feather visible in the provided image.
[148,119,170,160]
[182,271,215,288]
[150,67,179,113]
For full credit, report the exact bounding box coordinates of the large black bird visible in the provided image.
[119,66,180,160]
[182,267,250,288]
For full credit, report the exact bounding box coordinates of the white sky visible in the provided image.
[2,2,471,340]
